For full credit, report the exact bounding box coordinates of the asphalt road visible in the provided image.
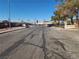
[0,26,45,59]
[0,26,79,59]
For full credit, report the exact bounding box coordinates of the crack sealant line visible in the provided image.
[42,27,48,59]
[0,28,37,59]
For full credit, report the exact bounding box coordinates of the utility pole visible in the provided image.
[8,0,11,28]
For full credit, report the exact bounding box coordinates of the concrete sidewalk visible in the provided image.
[0,27,25,34]
[51,27,79,31]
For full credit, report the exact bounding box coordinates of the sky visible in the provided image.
[0,0,58,22]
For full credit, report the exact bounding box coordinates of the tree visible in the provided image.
[54,0,79,25]
[51,16,54,21]
[2,20,9,23]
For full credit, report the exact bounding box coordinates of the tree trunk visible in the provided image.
[76,13,79,28]
[71,17,74,25]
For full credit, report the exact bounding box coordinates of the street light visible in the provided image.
[8,0,11,28]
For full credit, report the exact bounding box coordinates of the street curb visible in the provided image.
[0,28,25,34]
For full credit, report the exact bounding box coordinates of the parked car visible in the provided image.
[26,24,29,28]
